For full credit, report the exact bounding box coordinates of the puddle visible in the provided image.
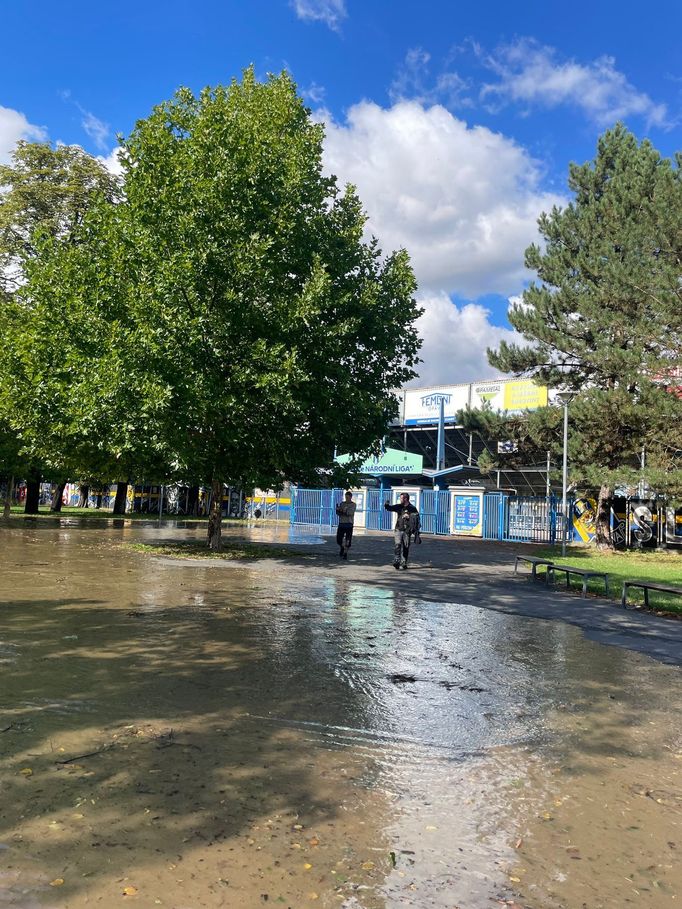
[0,523,680,907]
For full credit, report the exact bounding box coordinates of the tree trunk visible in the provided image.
[24,476,40,514]
[78,484,89,508]
[51,481,67,512]
[187,485,200,516]
[207,479,224,551]
[3,475,13,518]
[595,483,613,549]
[113,481,128,515]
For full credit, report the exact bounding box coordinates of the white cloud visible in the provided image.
[389,47,471,109]
[322,99,564,298]
[411,292,521,386]
[59,90,112,151]
[0,105,47,164]
[481,39,669,128]
[291,0,345,30]
[79,108,110,150]
[97,145,126,176]
[301,82,327,105]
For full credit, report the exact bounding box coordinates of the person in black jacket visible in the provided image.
[384,492,421,570]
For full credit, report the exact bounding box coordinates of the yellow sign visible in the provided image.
[503,380,547,411]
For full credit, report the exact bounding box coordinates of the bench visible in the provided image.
[621,580,682,609]
[546,565,609,598]
[513,556,555,581]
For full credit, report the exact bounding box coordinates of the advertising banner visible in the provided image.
[503,380,548,412]
[470,381,505,411]
[403,384,470,426]
[450,487,484,536]
[470,379,547,413]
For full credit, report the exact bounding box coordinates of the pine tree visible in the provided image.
[488,125,682,545]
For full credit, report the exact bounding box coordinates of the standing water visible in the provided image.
[0,521,680,908]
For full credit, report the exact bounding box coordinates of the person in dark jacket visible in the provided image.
[384,492,421,569]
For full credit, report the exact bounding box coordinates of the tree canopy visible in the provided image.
[0,141,121,302]
[5,69,422,543]
[0,142,122,508]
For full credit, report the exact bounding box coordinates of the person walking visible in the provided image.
[335,491,357,560]
[384,492,421,569]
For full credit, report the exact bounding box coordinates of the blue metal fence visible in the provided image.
[482,494,558,544]
[290,487,344,529]
[420,489,451,535]
[365,488,393,531]
[482,492,506,540]
[290,486,560,545]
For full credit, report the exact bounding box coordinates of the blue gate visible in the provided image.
[290,488,344,528]
[365,488,393,531]
[483,494,557,543]
[483,493,507,540]
[420,489,451,535]
[506,496,556,543]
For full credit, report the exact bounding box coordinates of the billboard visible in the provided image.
[469,378,547,413]
[450,488,484,536]
[470,381,505,411]
[504,380,548,411]
[403,384,470,426]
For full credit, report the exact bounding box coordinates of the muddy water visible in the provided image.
[0,522,680,909]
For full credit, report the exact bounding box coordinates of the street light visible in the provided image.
[556,392,576,556]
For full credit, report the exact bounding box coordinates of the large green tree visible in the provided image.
[13,70,421,545]
[4,200,174,513]
[488,125,682,545]
[0,142,121,511]
[121,70,421,547]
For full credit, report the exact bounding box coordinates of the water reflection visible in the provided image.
[0,522,680,908]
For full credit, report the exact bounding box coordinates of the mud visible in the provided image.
[0,520,680,908]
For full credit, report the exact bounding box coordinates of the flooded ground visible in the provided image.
[0,520,680,908]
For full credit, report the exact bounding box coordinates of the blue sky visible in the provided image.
[2,0,681,384]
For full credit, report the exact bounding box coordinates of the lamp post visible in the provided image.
[556,392,575,556]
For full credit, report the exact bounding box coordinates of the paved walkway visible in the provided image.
[257,527,682,667]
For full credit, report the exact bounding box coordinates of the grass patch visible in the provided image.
[122,540,302,561]
[534,545,682,615]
